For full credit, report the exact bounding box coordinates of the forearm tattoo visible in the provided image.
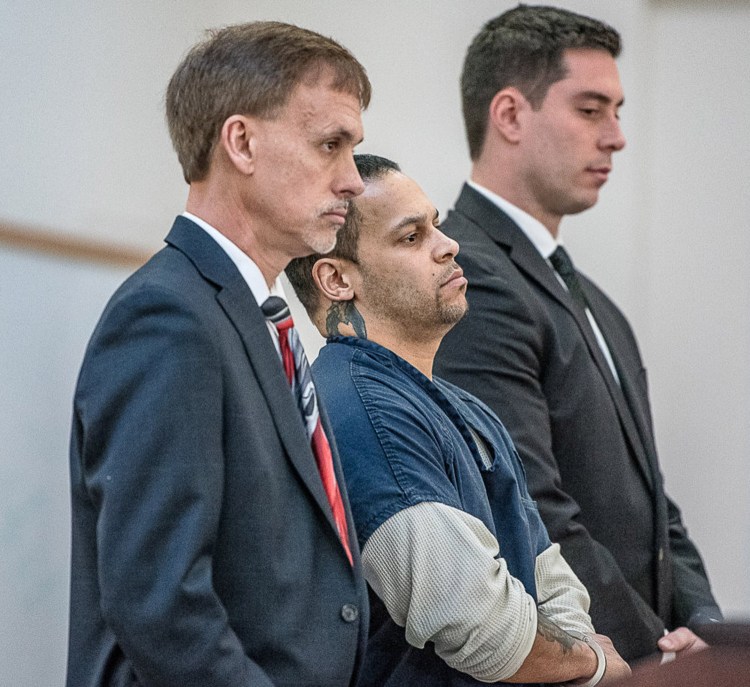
[325,300,367,339]
[536,611,576,655]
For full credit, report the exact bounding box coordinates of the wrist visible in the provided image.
[567,630,607,687]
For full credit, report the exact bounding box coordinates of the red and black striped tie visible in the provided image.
[262,295,353,566]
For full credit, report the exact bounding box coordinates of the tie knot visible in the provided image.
[261,295,293,331]
[549,245,589,310]
[549,245,576,279]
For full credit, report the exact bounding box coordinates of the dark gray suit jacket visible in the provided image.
[435,185,720,661]
[67,216,368,687]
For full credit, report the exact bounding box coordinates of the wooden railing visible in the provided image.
[0,220,151,269]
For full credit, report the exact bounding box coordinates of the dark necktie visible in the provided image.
[261,295,353,565]
[549,245,589,310]
[549,246,623,385]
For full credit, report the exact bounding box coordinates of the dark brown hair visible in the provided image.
[462,4,620,160]
[166,21,371,183]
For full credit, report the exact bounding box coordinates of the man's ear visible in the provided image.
[313,258,355,302]
[218,114,256,175]
[487,87,529,144]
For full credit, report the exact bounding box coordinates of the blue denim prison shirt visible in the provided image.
[312,337,551,687]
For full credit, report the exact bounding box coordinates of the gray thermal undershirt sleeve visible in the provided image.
[361,501,537,682]
[535,542,595,635]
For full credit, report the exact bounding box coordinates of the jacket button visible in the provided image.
[341,604,359,623]
[658,547,665,562]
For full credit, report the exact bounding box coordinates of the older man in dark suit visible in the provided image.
[67,22,370,687]
[435,5,721,664]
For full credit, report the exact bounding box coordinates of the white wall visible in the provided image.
[1,1,748,684]
[642,0,750,621]
[0,249,134,684]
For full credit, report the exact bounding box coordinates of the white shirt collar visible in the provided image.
[466,180,561,259]
[182,211,285,305]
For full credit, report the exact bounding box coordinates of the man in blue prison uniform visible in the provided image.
[286,154,631,686]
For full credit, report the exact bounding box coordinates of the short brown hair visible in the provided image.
[285,154,400,315]
[462,4,620,160]
[166,21,371,183]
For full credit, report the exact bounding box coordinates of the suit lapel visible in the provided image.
[583,282,660,489]
[164,216,342,536]
[454,186,655,490]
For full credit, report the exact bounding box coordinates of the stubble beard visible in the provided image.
[435,262,468,326]
[302,220,339,256]
[361,268,467,336]
[304,201,352,255]
[436,296,468,327]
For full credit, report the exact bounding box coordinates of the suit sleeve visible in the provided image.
[665,494,723,627]
[75,286,275,687]
[588,280,723,631]
[435,268,666,661]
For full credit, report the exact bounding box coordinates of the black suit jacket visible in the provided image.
[435,185,720,661]
[67,216,368,687]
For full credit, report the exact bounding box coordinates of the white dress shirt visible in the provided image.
[182,211,285,356]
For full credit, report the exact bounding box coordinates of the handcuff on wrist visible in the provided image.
[566,630,607,687]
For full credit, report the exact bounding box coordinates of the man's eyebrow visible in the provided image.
[576,91,625,107]
[389,208,439,234]
[325,127,364,145]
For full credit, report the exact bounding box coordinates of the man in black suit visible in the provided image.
[67,22,370,687]
[434,5,721,663]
